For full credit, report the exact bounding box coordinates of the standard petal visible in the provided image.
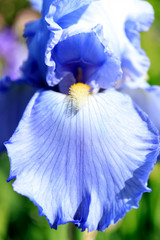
[124,0,154,34]
[44,0,122,88]
[121,0,154,81]
[0,82,35,152]
[44,1,99,69]
[44,0,98,22]
[53,31,105,66]
[86,56,122,89]
[6,89,159,231]
[44,0,154,90]
[48,29,121,88]
[46,23,122,88]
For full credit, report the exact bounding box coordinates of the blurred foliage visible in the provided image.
[141,0,160,85]
[0,0,30,26]
[0,0,160,240]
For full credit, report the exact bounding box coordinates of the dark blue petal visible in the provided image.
[0,76,12,90]
[22,20,48,87]
[0,82,35,153]
[53,32,105,66]
[6,89,159,231]
[47,30,107,87]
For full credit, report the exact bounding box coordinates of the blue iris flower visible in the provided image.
[5,0,160,232]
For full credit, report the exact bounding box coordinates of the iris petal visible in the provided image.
[44,0,153,89]
[87,55,122,89]
[28,0,42,12]
[22,20,48,87]
[48,29,122,89]
[6,89,159,231]
[122,0,154,80]
[53,32,105,66]
[45,1,121,87]
[0,82,35,152]
[44,0,98,69]
[45,0,98,22]
[121,85,160,132]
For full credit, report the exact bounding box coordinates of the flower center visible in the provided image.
[68,82,91,110]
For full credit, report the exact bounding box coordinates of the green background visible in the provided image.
[0,0,160,239]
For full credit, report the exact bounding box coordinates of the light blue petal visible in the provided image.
[121,85,160,132]
[45,0,98,22]
[6,89,159,231]
[125,0,154,34]
[122,45,150,80]
[121,0,154,81]
[120,84,160,161]
[28,0,43,12]
[0,82,35,152]
[87,56,122,89]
